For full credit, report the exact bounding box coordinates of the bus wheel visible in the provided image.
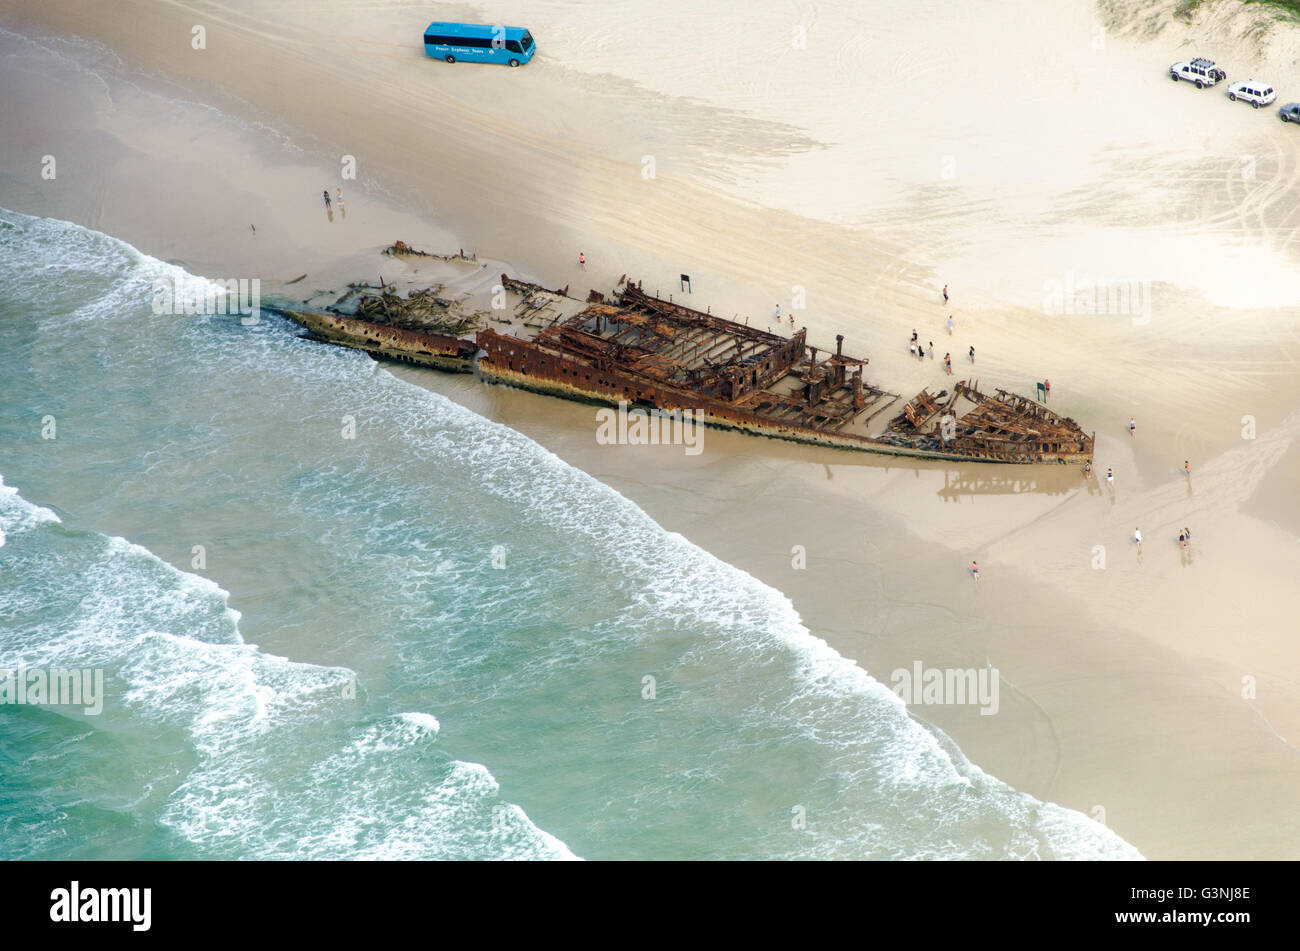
[445,55,455,64]
[509,58,520,67]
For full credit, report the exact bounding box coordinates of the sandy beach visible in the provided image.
[3,0,1300,859]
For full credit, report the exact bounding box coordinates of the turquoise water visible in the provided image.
[0,209,1141,859]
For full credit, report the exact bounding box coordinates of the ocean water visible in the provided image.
[0,209,1141,859]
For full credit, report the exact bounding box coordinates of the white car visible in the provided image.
[1169,57,1226,88]
[1227,80,1276,108]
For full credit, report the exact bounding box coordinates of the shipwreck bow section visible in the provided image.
[475,277,1094,464]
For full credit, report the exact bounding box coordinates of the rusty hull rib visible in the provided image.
[884,380,1094,463]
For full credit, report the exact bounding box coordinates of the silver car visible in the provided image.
[1280,103,1300,123]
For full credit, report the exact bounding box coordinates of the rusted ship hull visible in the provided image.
[265,270,1094,465]
[474,331,1092,463]
[275,308,477,372]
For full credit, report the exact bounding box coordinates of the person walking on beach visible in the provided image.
[911,329,918,343]
[947,315,954,335]
[928,341,935,360]
[1183,526,1191,544]
[1178,529,1187,549]
[1106,466,1114,488]
[1043,379,1051,401]
[323,189,331,208]
[1133,528,1142,553]
[1184,460,1191,478]
[909,340,918,357]
[1084,460,1092,477]
[917,343,925,360]
[578,251,586,270]
[944,353,952,374]
[1129,417,1136,437]
[775,304,781,324]
[970,560,979,581]
[969,345,975,363]
[943,284,949,304]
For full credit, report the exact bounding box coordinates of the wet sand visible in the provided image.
[3,0,1300,858]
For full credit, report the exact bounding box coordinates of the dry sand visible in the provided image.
[2,0,1300,859]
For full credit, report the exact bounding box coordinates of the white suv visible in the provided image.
[1227,80,1276,108]
[1169,57,1226,88]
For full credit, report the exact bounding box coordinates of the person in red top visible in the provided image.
[578,251,586,270]
[1044,379,1051,401]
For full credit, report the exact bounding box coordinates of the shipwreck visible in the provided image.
[270,267,1094,465]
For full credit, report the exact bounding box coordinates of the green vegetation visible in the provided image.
[1175,0,1300,21]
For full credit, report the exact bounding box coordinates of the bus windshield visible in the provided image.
[521,32,534,52]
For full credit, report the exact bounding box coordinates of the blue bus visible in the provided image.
[423,22,536,67]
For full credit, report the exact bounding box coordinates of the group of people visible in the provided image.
[908,329,935,360]
[919,287,974,374]
[910,335,971,373]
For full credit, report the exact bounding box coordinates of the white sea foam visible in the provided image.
[0,467,579,860]
[0,474,62,534]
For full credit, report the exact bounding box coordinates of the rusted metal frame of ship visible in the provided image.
[275,272,1094,464]
[475,277,1094,464]
[882,381,1095,463]
[475,277,906,449]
